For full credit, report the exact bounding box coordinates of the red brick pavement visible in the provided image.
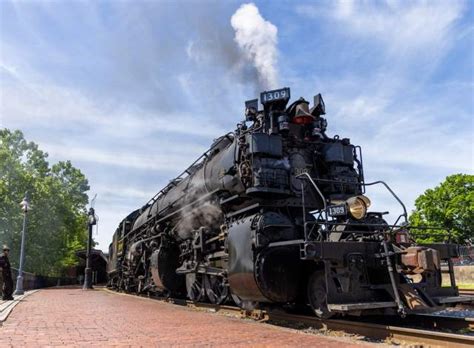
[0,288,372,347]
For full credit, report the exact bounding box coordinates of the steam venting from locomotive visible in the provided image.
[231,3,279,89]
[185,3,279,92]
[107,87,471,317]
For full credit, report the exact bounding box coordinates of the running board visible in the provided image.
[433,295,474,304]
[328,301,397,312]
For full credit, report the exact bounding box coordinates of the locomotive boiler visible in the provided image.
[107,87,472,317]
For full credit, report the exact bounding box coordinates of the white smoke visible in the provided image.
[231,3,279,90]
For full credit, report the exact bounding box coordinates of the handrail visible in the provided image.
[302,220,454,243]
[296,174,414,242]
[296,173,327,240]
[296,172,327,210]
[310,178,408,224]
[364,181,408,224]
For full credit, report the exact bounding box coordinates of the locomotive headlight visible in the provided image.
[346,195,371,220]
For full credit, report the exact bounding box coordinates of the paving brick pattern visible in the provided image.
[0,288,370,347]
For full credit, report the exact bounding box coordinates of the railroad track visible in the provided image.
[105,288,474,347]
[459,289,474,296]
[186,301,474,347]
[264,312,474,347]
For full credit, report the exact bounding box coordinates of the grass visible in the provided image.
[442,283,474,289]
[457,283,474,290]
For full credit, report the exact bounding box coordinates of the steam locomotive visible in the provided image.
[107,87,472,317]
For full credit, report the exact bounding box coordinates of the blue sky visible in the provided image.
[1,0,473,250]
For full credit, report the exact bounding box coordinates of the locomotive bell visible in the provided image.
[292,100,315,125]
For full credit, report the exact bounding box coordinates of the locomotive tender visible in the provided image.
[107,87,472,317]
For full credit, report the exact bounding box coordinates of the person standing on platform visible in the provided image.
[0,245,14,300]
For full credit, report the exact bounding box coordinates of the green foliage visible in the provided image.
[0,129,90,276]
[409,174,474,244]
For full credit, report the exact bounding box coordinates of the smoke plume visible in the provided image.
[231,3,279,90]
[175,202,223,241]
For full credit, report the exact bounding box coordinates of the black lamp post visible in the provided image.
[83,207,96,290]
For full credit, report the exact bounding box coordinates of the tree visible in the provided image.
[409,174,473,244]
[0,129,90,276]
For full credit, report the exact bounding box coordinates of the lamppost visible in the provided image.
[14,192,30,296]
[83,207,96,290]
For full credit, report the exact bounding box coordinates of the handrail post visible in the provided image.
[301,181,307,241]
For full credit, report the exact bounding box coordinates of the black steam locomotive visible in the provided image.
[107,87,472,317]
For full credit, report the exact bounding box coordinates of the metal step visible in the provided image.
[328,301,397,312]
[433,295,474,304]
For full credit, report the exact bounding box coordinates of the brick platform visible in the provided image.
[0,288,371,347]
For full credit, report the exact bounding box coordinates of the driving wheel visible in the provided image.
[204,275,229,305]
[186,273,205,302]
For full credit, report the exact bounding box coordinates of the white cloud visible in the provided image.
[292,0,472,224]
[296,0,465,60]
[335,94,390,121]
[0,61,226,251]
[185,40,213,64]
[41,142,207,172]
[336,1,461,45]
[100,186,151,201]
[0,75,228,139]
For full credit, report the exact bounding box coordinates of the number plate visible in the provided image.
[260,87,290,105]
[328,204,347,217]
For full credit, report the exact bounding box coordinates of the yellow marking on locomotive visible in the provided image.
[117,239,124,256]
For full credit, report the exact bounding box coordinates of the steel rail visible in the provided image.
[264,311,474,348]
[459,289,474,296]
[187,300,474,346]
[183,298,474,347]
[103,288,473,347]
[404,314,474,331]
